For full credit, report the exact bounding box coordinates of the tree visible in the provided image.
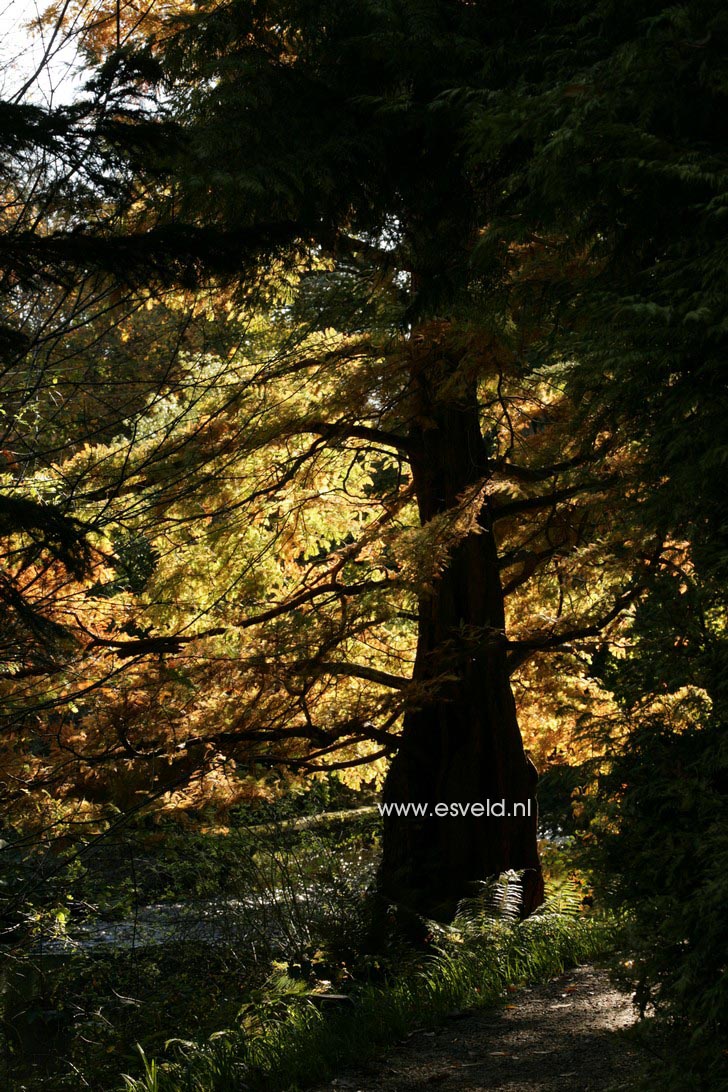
[92,0,659,919]
[3,0,661,926]
[463,0,728,1063]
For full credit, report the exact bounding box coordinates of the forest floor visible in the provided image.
[313,964,644,1092]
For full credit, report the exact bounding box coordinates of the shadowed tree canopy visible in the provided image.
[0,5,725,1084]
[83,0,652,919]
[0,0,683,924]
[458,0,728,1049]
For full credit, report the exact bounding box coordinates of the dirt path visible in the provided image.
[314,965,642,1092]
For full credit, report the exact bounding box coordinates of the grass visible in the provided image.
[121,903,617,1092]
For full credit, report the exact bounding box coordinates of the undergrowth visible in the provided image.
[121,877,617,1092]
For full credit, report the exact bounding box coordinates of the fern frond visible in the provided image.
[453,870,524,934]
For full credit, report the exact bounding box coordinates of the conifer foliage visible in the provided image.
[1,10,724,1066]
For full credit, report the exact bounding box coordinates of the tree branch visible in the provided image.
[492,476,617,521]
[305,419,414,454]
[239,578,391,629]
[315,661,410,690]
[507,582,646,673]
[492,438,615,484]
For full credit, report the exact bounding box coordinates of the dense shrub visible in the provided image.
[589,716,728,1087]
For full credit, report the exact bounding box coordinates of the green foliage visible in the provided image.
[583,712,728,1084]
[119,896,614,1092]
[460,0,728,1077]
[88,531,160,598]
[0,810,381,1089]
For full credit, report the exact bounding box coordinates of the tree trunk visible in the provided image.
[378,345,543,921]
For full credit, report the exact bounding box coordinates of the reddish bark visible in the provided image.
[378,353,543,921]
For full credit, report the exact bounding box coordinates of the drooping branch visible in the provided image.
[492,476,618,521]
[238,578,393,630]
[0,494,91,575]
[297,747,392,772]
[82,626,227,658]
[492,437,615,484]
[332,231,404,267]
[314,661,409,690]
[500,544,564,596]
[506,580,648,673]
[304,419,414,454]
